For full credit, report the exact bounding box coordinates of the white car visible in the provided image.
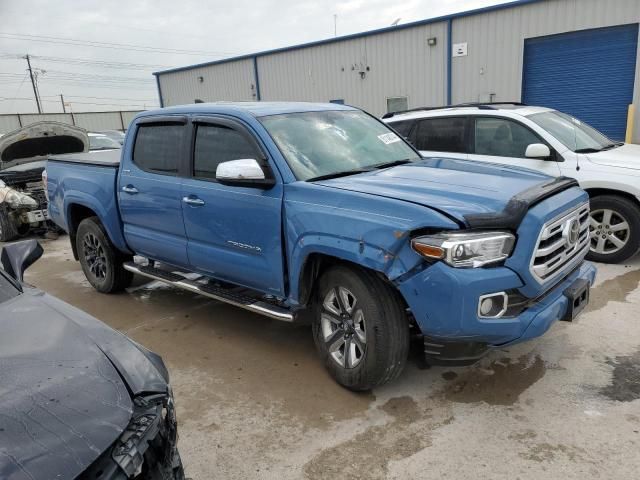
[383,104,640,264]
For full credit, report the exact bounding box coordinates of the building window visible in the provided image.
[386,96,408,114]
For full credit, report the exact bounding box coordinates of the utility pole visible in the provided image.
[334,14,337,37]
[24,54,42,114]
[60,94,66,113]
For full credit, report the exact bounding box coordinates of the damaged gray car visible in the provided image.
[0,239,185,479]
[0,122,88,241]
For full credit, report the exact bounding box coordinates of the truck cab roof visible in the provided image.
[137,101,357,120]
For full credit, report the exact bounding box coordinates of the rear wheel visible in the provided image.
[587,195,640,264]
[312,265,409,391]
[76,217,133,293]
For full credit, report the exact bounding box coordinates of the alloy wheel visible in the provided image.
[589,208,630,255]
[82,233,107,279]
[320,286,366,369]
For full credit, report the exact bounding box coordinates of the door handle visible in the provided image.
[183,196,205,206]
[122,185,138,194]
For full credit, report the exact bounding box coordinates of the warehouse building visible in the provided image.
[154,0,640,142]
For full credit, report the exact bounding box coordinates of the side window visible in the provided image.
[193,124,259,180]
[133,124,184,174]
[388,120,414,138]
[474,117,544,158]
[414,117,467,153]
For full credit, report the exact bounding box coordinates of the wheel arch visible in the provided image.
[584,187,640,208]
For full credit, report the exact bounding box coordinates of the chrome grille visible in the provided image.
[530,202,590,283]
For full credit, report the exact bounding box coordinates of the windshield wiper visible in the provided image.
[575,142,622,153]
[371,158,414,169]
[307,168,375,182]
[600,142,624,151]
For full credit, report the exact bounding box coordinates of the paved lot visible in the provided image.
[23,236,640,479]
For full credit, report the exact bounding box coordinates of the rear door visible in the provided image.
[412,116,469,159]
[181,116,285,296]
[467,116,562,176]
[118,117,190,266]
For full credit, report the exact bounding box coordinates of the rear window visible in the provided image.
[133,124,185,174]
[414,117,467,153]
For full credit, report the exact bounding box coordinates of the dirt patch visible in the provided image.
[303,396,451,480]
[588,268,640,312]
[519,443,587,463]
[444,354,546,405]
[600,350,640,402]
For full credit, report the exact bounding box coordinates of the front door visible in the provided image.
[118,119,189,266]
[181,117,285,296]
[466,116,562,176]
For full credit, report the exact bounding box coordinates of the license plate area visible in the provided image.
[562,278,590,322]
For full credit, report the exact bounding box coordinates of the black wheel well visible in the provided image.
[585,188,640,208]
[67,204,98,260]
[297,253,400,306]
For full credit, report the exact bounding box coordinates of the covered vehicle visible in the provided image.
[0,122,88,241]
[0,240,184,479]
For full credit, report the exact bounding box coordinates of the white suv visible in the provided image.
[383,104,640,264]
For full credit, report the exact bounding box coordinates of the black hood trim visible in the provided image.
[464,176,580,230]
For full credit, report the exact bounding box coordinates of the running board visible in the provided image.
[123,262,293,322]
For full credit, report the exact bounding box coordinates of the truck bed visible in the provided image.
[48,149,121,167]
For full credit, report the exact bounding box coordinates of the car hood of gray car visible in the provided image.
[0,286,168,480]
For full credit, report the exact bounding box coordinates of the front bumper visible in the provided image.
[81,390,184,479]
[397,260,596,359]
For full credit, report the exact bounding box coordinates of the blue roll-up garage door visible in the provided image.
[523,24,638,141]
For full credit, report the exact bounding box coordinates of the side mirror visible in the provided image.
[216,159,275,188]
[1,239,43,282]
[525,143,552,159]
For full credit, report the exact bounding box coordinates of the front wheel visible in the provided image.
[587,195,640,264]
[312,265,409,391]
[76,217,133,293]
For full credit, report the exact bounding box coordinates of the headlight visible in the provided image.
[4,189,38,208]
[411,231,515,268]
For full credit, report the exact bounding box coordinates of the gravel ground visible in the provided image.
[24,236,640,480]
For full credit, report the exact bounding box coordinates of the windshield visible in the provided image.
[528,111,617,153]
[260,110,420,181]
[89,135,121,151]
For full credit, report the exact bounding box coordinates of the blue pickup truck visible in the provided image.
[46,102,596,390]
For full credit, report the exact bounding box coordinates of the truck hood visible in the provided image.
[0,288,168,479]
[0,121,88,170]
[586,143,640,171]
[316,158,553,224]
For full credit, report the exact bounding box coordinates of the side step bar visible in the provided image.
[123,262,293,322]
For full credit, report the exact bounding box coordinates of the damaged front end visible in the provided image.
[0,121,88,241]
[81,390,185,480]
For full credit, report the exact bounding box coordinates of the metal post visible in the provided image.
[60,94,66,113]
[24,54,42,113]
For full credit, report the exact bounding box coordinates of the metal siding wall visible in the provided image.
[0,115,22,134]
[257,23,447,116]
[18,113,73,126]
[0,112,143,134]
[158,58,257,106]
[451,0,640,140]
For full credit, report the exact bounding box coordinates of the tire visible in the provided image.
[0,206,18,242]
[312,265,410,391]
[76,216,133,293]
[587,195,640,264]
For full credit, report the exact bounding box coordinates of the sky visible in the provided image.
[0,0,508,114]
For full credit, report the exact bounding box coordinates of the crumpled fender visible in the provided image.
[284,182,459,305]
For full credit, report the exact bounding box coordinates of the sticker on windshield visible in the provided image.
[378,132,401,145]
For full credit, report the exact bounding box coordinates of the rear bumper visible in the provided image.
[397,260,596,356]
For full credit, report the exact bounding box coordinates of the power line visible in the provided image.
[0,32,238,56]
[0,52,173,70]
